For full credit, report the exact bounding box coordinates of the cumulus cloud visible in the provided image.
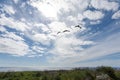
[67,16,77,22]
[0,37,29,56]
[61,32,120,65]
[91,0,119,11]
[48,21,70,33]
[83,10,104,20]
[46,21,120,66]
[112,10,120,19]
[50,35,94,58]
[33,23,49,33]
[0,28,31,56]
[0,26,6,32]
[68,0,90,11]
[77,14,85,21]
[1,32,24,41]
[26,45,47,57]
[29,0,91,21]
[29,0,75,19]
[0,0,120,66]
[0,15,29,31]
[32,33,51,45]
[32,46,46,53]
[30,1,57,19]
[3,5,16,14]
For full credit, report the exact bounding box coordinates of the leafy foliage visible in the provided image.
[0,66,120,80]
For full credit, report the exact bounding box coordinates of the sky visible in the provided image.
[0,0,120,68]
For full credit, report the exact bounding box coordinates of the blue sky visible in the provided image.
[0,0,120,68]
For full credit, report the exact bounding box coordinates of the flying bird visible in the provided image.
[57,30,70,34]
[57,25,82,35]
[75,25,82,29]
[63,30,70,33]
[57,31,61,34]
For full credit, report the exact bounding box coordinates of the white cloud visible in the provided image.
[0,0,119,62]
[3,5,15,14]
[66,15,84,25]
[30,1,58,18]
[90,20,101,25]
[0,37,29,56]
[50,35,94,57]
[26,45,46,57]
[0,26,6,32]
[32,46,46,53]
[0,30,30,56]
[13,0,19,4]
[112,10,120,19]
[69,0,90,11]
[48,21,70,33]
[67,16,77,22]
[65,32,120,64]
[77,14,85,21]
[0,15,29,31]
[32,33,50,45]
[29,0,73,19]
[33,23,50,33]
[1,32,24,41]
[83,10,104,20]
[47,31,120,66]
[29,0,78,19]
[91,0,119,11]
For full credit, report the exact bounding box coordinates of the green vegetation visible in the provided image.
[0,66,120,80]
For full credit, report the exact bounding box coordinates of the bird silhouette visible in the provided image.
[75,25,82,29]
[57,25,82,34]
[57,30,70,34]
[57,31,61,34]
[63,30,70,33]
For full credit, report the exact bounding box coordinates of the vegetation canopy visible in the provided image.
[0,66,120,80]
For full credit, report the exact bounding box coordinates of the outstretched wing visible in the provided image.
[63,30,70,33]
[57,31,61,34]
[75,25,82,29]
[57,30,70,35]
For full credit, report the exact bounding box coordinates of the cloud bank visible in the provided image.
[0,0,120,67]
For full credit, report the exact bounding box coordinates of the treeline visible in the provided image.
[0,66,120,80]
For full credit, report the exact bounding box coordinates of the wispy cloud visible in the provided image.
[91,0,119,11]
[0,0,120,67]
[0,15,29,31]
[3,5,16,15]
[83,10,104,20]
[47,31,120,66]
[112,10,120,19]
[0,37,29,56]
